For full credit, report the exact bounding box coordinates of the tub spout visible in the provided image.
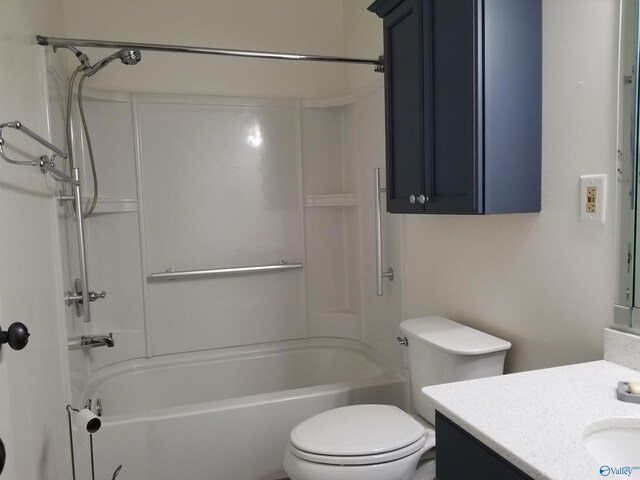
[81,333,114,350]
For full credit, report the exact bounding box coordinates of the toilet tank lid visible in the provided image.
[400,316,511,355]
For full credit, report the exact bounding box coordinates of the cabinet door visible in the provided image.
[436,412,534,480]
[424,0,481,214]
[383,0,426,213]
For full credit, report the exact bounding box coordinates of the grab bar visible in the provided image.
[148,261,303,281]
[374,168,394,296]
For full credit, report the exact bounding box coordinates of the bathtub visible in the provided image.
[74,338,405,480]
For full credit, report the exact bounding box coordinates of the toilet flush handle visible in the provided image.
[396,336,408,347]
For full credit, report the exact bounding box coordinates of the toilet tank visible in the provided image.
[400,316,511,425]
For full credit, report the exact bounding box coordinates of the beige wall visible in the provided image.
[343,0,383,92]
[60,0,360,98]
[403,0,619,373]
[0,0,71,478]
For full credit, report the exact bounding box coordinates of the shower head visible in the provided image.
[84,49,142,77]
[119,50,142,66]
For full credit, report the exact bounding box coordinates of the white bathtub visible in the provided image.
[75,338,405,480]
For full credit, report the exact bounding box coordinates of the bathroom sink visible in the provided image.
[583,418,640,466]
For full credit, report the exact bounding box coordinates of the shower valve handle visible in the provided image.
[89,291,107,302]
[66,290,106,304]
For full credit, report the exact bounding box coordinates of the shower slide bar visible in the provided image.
[69,168,92,322]
[36,36,384,72]
[149,262,303,281]
[374,168,394,296]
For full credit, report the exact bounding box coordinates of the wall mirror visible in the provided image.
[615,0,640,333]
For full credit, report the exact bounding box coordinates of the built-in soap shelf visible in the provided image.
[85,197,139,214]
[302,95,365,340]
[304,193,358,207]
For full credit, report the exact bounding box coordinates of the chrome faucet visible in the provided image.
[81,333,114,350]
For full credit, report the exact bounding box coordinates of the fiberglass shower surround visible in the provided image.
[41,34,384,328]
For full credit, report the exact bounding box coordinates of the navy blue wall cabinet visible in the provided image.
[369,0,542,214]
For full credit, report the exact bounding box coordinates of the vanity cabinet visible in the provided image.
[368,0,542,214]
[436,412,534,480]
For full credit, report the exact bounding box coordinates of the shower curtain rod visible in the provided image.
[36,36,384,71]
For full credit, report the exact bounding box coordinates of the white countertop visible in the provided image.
[423,360,640,480]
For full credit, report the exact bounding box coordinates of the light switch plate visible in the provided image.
[580,174,607,224]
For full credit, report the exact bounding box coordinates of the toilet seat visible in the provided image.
[288,435,428,466]
[287,404,434,467]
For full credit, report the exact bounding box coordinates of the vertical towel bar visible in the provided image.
[374,168,394,296]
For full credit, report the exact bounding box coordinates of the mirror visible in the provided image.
[615,0,640,332]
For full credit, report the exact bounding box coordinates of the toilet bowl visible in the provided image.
[283,316,511,480]
[283,404,435,480]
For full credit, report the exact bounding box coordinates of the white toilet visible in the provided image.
[283,316,511,480]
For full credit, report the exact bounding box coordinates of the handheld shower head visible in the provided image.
[119,50,142,66]
[85,49,142,77]
[65,48,142,218]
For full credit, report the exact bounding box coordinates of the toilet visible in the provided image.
[283,316,511,480]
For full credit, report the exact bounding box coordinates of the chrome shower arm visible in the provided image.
[83,51,122,77]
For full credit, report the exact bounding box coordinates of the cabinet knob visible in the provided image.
[409,195,416,204]
[418,194,428,204]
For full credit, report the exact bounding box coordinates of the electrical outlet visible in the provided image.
[586,186,597,213]
[580,174,607,224]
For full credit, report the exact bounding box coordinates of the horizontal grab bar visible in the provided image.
[148,262,303,281]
